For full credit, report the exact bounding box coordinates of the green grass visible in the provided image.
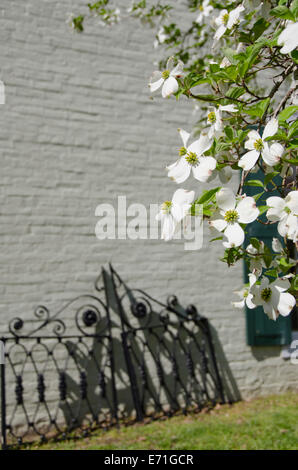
[29,392,298,450]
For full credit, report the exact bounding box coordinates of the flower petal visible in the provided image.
[272,237,283,253]
[149,77,164,93]
[247,130,261,142]
[224,223,245,247]
[192,157,216,182]
[166,56,174,71]
[167,158,191,184]
[219,104,237,112]
[162,76,178,98]
[262,118,278,140]
[266,196,285,222]
[277,292,296,317]
[209,215,227,232]
[216,187,236,211]
[214,24,226,40]
[278,23,298,54]
[227,5,244,29]
[188,133,211,156]
[277,216,290,237]
[246,294,256,309]
[285,190,298,215]
[161,214,176,241]
[238,150,259,170]
[273,277,290,293]
[179,128,190,148]
[171,60,184,77]
[262,142,282,166]
[172,188,195,209]
[237,196,259,223]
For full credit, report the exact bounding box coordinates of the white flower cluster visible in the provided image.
[149,2,297,321]
[233,272,295,321]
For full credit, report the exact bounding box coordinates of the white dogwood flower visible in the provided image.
[167,129,215,183]
[266,191,298,241]
[251,276,296,321]
[209,187,259,247]
[238,119,279,171]
[207,104,238,139]
[149,57,184,98]
[214,5,245,41]
[156,189,195,241]
[196,0,213,24]
[277,21,298,54]
[232,273,257,309]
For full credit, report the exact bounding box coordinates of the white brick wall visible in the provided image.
[0,0,297,417]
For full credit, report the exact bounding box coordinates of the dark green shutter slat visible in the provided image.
[243,169,291,346]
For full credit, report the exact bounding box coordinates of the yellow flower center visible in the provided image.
[185,151,198,166]
[222,12,229,25]
[254,138,264,152]
[261,287,272,302]
[162,70,170,79]
[208,111,216,123]
[162,200,172,214]
[179,146,187,156]
[224,209,239,224]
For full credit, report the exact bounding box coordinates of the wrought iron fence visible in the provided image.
[0,265,225,449]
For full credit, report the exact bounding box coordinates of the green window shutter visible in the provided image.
[243,170,291,346]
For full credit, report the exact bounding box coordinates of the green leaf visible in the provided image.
[195,187,221,205]
[270,5,295,20]
[291,49,298,64]
[225,86,245,100]
[288,120,298,139]
[239,41,267,78]
[264,172,279,188]
[278,105,298,123]
[251,18,270,41]
[285,157,298,164]
[292,275,298,291]
[278,257,296,273]
[210,236,223,242]
[263,244,272,268]
[72,15,85,32]
[245,179,264,188]
[224,126,233,140]
[253,191,265,202]
[291,0,298,20]
[258,205,269,215]
[250,237,261,250]
[265,268,278,278]
[244,98,270,118]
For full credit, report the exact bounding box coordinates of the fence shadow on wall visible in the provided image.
[0,265,240,449]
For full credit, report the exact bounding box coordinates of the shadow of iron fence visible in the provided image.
[0,265,228,449]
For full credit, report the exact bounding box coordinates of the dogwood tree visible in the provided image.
[71,0,298,322]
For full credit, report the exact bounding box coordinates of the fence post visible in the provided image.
[0,340,7,449]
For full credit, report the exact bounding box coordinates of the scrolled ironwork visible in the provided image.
[0,265,225,450]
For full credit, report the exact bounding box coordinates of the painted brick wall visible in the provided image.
[0,0,297,424]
